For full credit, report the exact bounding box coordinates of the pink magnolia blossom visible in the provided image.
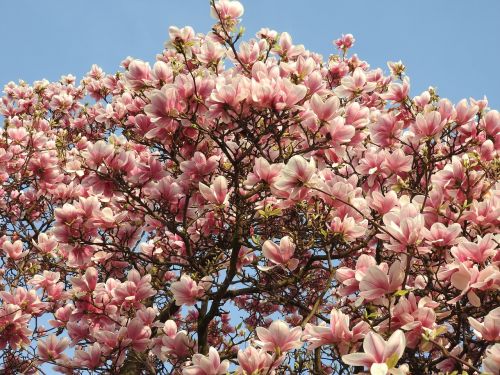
[153,320,193,360]
[368,191,399,215]
[455,98,478,125]
[359,261,405,301]
[111,269,156,308]
[342,330,407,375]
[74,343,103,369]
[329,216,367,242]
[244,157,282,188]
[336,254,376,296]
[451,234,497,263]
[380,77,410,102]
[468,307,500,341]
[144,85,185,131]
[210,0,244,21]
[273,155,318,199]
[199,176,229,205]
[171,275,204,306]
[236,346,277,375]
[391,293,437,348]
[29,271,60,290]
[309,93,339,122]
[2,239,28,260]
[379,204,425,253]
[180,152,219,181]
[304,309,369,351]
[449,263,499,307]
[124,59,152,90]
[412,111,446,138]
[369,113,403,147]
[0,304,32,349]
[37,335,70,362]
[483,343,500,375]
[260,236,299,271]
[334,34,355,50]
[123,317,151,351]
[334,68,377,98]
[183,347,229,375]
[255,320,303,353]
[421,222,462,248]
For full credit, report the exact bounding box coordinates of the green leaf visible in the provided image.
[385,352,400,369]
[393,289,409,297]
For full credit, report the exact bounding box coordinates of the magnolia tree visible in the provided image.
[0,1,499,374]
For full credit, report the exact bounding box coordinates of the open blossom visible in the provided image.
[124,59,152,89]
[422,222,462,248]
[171,275,204,306]
[360,261,405,301]
[334,33,355,50]
[448,263,499,307]
[309,93,339,122]
[368,190,399,215]
[183,347,229,375]
[111,269,156,307]
[199,176,229,205]
[273,155,318,199]
[304,309,369,351]
[211,0,244,21]
[334,68,377,98]
[180,151,219,181]
[468,307,500,341]
[260,236,299,271]
[29,271,60,290]
[144,85,184,130]
[153,320,193,360]
[379,204,425,253]
[380,77,410,102]
[244,157,282,187]
[391,294,437,348]
[37,335,70,362]
[369,112,404,147]
[336,254,376,296]
[329,216,367,241]
[0,304,32,349]
[236,346,277,375]
[412,111,446,138]
[255,320,302,353]
[342,330,407,375]
[2,239,28,260]
[122,318,152,351]
[451,234,497,263]
[74,343,103,369]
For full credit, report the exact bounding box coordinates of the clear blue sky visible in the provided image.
[1,1,499,108]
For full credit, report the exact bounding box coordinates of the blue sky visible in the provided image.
[1,0,499,109]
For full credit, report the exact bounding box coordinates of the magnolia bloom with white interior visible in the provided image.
[334,67,377,98]
[468,307,500,341]
[199,176,229,205]
[273,155,319,200]
[342,330,408,375]
[260,236,299,271]
[254,320,302,354]
[170,275,205,306]
[182,347,229,375]
[304,309,370,352]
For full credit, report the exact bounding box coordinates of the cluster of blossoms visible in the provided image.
[0,0,499,374]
